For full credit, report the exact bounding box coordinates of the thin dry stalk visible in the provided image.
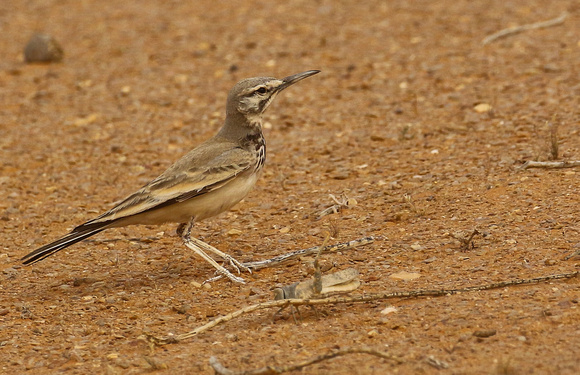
[451,229,480,251]
[519,160,580,170]
[549,122,559,160]
[209,347,401,375]
[242,236,375,270]
[144,271,579,345]
[482,12,567,45]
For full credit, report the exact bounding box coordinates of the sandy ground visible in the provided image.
[1,0,580,374]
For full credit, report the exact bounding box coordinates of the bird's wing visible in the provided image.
[79,145,254,227]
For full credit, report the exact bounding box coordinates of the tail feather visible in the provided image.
[21,226,107,265]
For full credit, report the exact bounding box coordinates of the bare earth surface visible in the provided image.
[1,1,580,374]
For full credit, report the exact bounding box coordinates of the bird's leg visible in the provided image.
[176,222,187,237]
[181,218,245,284]
[187,236,252,275]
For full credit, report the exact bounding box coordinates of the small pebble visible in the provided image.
[24,33,64,63]
[473,103,492,113]
[225,333,239,342]
[173,304,190,315]
[557,300,572,309]
[389,271,421,281]
[120,86,131,95]
[473,329,496,338]
[380,306,398,315]
[367,329,379,337]
[2,267,17,276]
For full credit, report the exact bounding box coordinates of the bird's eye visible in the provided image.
[255,87,267,94]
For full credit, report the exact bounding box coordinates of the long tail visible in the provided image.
[21,224,108,265]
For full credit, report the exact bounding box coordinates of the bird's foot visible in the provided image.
[202,255,251,284]
[222,254,252,275]
[203,267,246,284]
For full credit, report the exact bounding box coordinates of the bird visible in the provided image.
[21,70,321,283]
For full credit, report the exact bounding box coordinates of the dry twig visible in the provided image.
[402,194,425,217]
[316,193,357,220]
[271,234,361,322]
[242,236,375,270]
[273,268,360,301]
[519,160,580,170]
[144,271,579,345]
[204,235,374,288]
[482,12,567,45]
[425,355,449,370]
[549,121,559,160]
[564,250,580,261]
[273,234,332,321]
[209,347,401,375]
[450,229,480,251]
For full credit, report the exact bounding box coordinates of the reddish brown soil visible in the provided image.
[1,1,580,374]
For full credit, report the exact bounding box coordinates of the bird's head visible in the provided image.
[226,70,320,122]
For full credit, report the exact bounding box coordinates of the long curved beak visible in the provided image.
[278,70,320,91]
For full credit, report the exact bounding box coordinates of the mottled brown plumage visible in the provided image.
[22,70,320,283]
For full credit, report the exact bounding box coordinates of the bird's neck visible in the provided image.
[218,111,263,142]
